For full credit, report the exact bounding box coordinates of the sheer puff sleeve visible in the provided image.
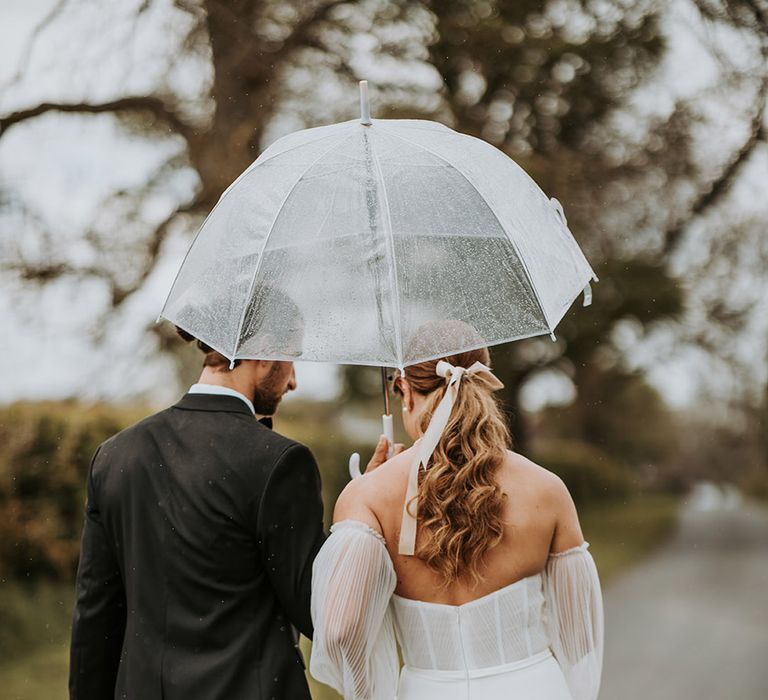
[310,520,399,700]
[543,542,604,700]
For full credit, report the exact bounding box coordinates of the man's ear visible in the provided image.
[254,359,276,378]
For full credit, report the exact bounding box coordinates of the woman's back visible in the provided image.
[351,446,577,605]
[314,449,602,700]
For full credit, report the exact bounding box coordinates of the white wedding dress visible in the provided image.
[310,520,603,700]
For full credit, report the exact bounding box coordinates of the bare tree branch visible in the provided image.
[1,0,70,91]
[2,194,205,308]
[0,97,198,145]
[111,195,205,306]
[0,260,114,284]
[662,82,767,255]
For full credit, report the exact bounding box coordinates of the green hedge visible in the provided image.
[0,402,144,580]
[531,439,635,506]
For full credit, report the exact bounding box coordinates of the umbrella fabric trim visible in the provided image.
[229,132,354,361]
[167,321,562,371]
[379,125,554,334]
[369,130,405,371]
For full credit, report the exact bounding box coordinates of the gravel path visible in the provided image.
[599,483,768,699]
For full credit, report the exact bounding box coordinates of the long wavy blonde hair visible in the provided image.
[395,327,511,587]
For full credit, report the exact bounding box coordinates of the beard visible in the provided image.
[252,363,288,415]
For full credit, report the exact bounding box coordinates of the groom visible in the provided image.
[69,305,390,700]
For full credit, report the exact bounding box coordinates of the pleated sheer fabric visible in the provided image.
[310,521,399,700]
[543,543,604,700]
[310,521,603,700]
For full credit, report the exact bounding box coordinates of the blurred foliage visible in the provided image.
[0,402,146,580]
[530,439,633,506]
[536,369,681,469]
[429,0,664,156]
[489,259,684,451]
[671,405,768,500]
[579,491,681,582]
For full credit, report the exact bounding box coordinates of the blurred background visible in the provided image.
[1,1,766,698]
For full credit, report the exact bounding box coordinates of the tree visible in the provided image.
[1,0,765,440]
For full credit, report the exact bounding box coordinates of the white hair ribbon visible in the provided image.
[397,360,504,556]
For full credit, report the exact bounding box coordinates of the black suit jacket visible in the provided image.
[69,393,326,700]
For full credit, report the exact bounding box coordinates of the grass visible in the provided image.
[0,581,73,700]
[581,492,681,583]
[0,643,69,700]
[0,492,680,700]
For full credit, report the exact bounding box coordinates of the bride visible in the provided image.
[310,337,603,699]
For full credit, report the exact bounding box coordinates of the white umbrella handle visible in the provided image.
[382,414,394,459]
[349,452,362,480]
[349,415,394,481]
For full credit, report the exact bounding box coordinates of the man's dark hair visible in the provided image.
[175,327,234,369]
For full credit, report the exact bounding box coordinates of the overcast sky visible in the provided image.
[1,0,765,411]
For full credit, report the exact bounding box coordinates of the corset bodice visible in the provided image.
[390,574,551,672]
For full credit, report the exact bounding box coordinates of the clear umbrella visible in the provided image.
[159,82,597,456]
[160,81,596,369]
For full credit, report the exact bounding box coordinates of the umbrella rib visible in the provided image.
[369,131,405,370]
[160,130,355,324]
[380,127,554,333]
[229,133,352,360]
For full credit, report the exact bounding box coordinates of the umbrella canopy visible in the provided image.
[160,88,597,370]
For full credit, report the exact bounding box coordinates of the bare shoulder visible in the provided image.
[503,450,584,551]
[333,445,416,531]
[500,450,571,503]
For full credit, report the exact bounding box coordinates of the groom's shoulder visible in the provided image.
[102,404,301,447]
[239,423,310,461]
[93,406,176,455]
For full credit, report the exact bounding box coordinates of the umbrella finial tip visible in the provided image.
[359,80,372,125]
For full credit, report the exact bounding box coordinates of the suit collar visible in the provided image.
[173,394,274,429]
[188,383,255,415]
[174,392,256,417]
